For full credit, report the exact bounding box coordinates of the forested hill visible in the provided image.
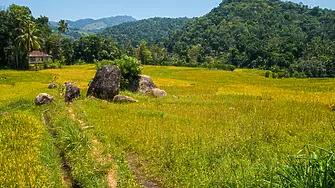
[50,16,136,32]
[101,17,190,46]
[165,0,335,77]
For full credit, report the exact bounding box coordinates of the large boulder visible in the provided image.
[65,84,80,102]
[35,93,54,106]
[151,88,168,97]
[128,75,157,93]
[87,65,121,100]
[113,95,138,103]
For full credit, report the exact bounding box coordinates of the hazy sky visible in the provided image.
[1,0,334,21]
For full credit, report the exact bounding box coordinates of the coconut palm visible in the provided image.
[58,19,68,34]
[16,20,41,52]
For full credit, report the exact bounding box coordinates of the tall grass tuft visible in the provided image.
[275,126,335,187]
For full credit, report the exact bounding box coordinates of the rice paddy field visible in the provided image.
[1,65,335,187]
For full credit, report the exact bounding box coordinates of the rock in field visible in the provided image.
[65,84,80,102]
[63,82,76,87]
[48,83,57,89]
[128,75,157,93]
[113,95,138,103]
[87,65,121,100]
[151,88,168,97]
[35,93,54,106]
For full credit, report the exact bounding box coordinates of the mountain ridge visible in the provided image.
[50,15,136,32]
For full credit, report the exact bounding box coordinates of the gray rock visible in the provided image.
[63,82,76,87]
[35,93,54,106]
[87,65,121,100]
[65,84,80,102]
[113,95,138,103]
[48,83,57,89]
[128,75,157,93]
[151,88,168,97]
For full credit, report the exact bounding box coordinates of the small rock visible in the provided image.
[113,95,138,103]
[48,83,57,89]
[65,85,80,102]
[151,88,168,97]
[35,93,54,106]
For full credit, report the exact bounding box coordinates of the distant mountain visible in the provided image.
[101,17,191,46]
[50,15,136,32]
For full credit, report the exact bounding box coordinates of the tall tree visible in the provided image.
[54,20,68,60]
[35,15,52,52]
[16,21,41,53]
[138,40,152,64]
[58,20,68,34]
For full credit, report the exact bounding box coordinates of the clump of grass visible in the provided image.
[275,145,335,187]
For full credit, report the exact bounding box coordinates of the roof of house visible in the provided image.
[29,51,51,57]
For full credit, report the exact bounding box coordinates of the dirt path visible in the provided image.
[127,154,163,188]
[67,105,163,188]
[67,105,118,188]
[43,110,74,187]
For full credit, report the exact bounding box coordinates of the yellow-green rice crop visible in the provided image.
[1,65,335,187]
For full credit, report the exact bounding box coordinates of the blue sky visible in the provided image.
[1,0,334,21]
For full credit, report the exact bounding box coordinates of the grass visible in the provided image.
[0,64,334,187]
[0,113,64,187]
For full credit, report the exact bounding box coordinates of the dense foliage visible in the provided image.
[165,0,335,77]
[97,55,141,89]
[0,5,43,69]
[0,4,121,69]
[101,17,190,47]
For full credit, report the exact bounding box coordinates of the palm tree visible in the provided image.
[58,20,68,34]
[16,20,41,53]
[54,20,68,60]
[15,20,41,69]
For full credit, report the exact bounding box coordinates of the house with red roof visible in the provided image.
[29,51,52,64]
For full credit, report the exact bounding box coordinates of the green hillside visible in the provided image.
[165,0,335,77]
[101,17,190,46]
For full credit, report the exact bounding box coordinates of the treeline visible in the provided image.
[0,5,121,69]
[2,0,335,77]
[165,0,335,77]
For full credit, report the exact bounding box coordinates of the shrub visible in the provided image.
[42,60,62,70]
[272,72,278,79]
[204,61,236,71]
[277,71,286,79]
[97,55,141,89]
[75,59,86,65]
[265,71,272,78]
